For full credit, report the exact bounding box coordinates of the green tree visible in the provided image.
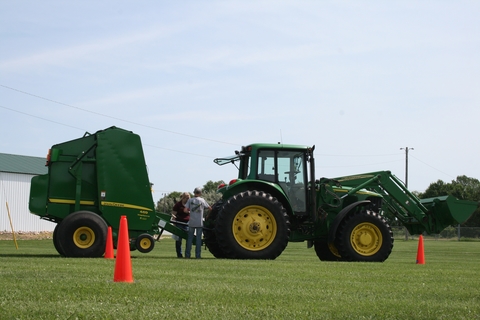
[155,180,225,214]
[202,180,224,205]
[418,175,480,227]
[202,180,225,194]
[156,192,182,213]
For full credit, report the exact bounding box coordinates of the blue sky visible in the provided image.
[1,1,479,200]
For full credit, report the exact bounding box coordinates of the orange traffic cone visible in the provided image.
[104,226,114,259]
[114,216,133,282]
[416,235,425,265]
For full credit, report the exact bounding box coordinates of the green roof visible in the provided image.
[0,153,48,175]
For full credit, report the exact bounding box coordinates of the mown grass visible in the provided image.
[0,238,479,319]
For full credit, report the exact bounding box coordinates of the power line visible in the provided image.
[316,152,401,157]
[143,144,212,158]
[0,105,86,131]
[0,102,459,176]
[0,102,415,163]
[0,85,464,175]
[316,159,403,169]
[0,84,237,146]
[410,154,455,179]
[0,105,215,159]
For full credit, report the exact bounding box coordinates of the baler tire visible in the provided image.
[336,210,393,262]
[57,211,108,258]
[135,233,155,253]
[204,201,227,258]
[53,222,66,256]
[313,239,342,261]
[215,190,290,259]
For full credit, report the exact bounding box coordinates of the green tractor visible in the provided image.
[204,143,478,262]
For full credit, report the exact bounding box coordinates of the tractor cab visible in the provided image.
[256,148,307,213]
[215,143,316,217]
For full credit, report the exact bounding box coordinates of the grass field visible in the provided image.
[1,238,479,319]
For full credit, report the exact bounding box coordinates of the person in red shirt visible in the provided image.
[172,192,190,258]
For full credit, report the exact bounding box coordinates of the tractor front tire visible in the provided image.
[215,191,290,259]
[336,210,393,262]
[57,211,108,258]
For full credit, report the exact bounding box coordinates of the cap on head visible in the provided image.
[194,187,202,195]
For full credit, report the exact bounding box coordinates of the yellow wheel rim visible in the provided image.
[232,205,277,251]
[73,227,95,249]
[350,222,383,256]
[139,237,152,250]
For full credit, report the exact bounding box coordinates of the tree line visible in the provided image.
[417,175,480,227]
[155,180,224,214]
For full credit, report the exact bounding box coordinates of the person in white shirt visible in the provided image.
[184,187,211,258]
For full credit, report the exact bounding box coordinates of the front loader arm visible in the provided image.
[334,171,478,234]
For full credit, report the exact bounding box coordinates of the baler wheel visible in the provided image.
[57,211,108,257]
[216,190,289,259]
[135,233,155,253]
[336,210,393,262]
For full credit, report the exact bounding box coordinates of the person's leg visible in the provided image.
[185,227,194,258]
[195,227,203,258]
[181,224,188,255]
[175,238,182,258]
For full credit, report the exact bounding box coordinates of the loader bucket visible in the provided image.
[420,195,478,233]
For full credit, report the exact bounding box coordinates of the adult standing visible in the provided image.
[172,192,190,258]
[184,187,211,259]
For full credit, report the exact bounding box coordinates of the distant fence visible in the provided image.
[392,226,480,241]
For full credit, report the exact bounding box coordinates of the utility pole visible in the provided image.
[400,147,414,188]
[400,147,413,240]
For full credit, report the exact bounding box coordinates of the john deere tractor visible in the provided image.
[204,143,477,262]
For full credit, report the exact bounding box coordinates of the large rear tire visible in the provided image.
[216,191,290,259]
[204,201,227,258]
[57,211,108,258]
[53,222,66,256]
[336,210,393,262]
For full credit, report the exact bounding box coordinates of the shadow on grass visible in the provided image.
[0,254,200,260]
[0,253,62,258]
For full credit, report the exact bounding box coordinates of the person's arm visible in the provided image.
[204,199,212,211]
[171,203,178,219]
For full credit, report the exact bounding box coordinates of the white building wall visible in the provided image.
[0,172,55,232]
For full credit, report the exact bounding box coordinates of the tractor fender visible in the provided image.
[222,180,293,215]
[327,200,371,244]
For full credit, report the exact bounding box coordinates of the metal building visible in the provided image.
[0,153,55,232]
